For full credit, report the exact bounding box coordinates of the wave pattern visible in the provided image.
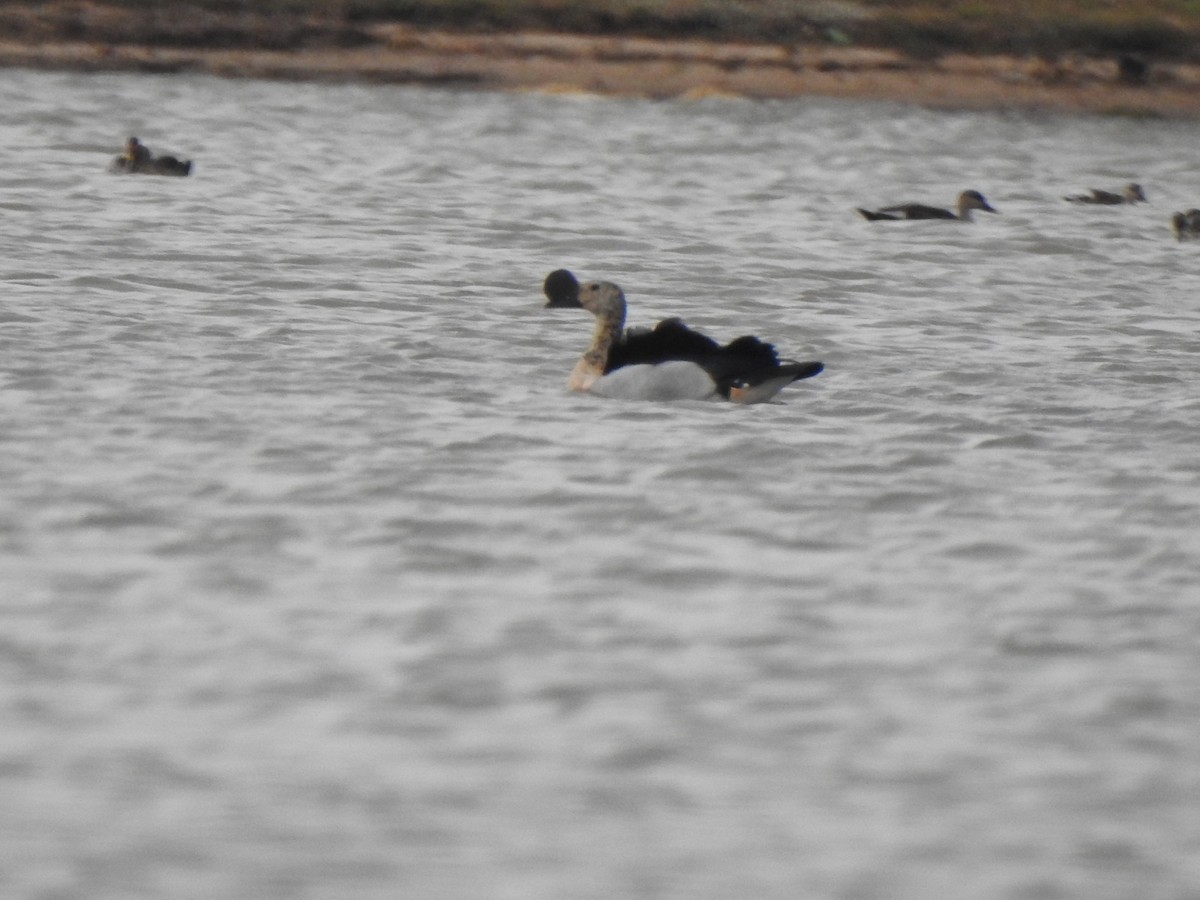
[2,69,1200,899]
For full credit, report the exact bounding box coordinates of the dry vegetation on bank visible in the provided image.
[4,0,1200,60]
[4,1,1200,113]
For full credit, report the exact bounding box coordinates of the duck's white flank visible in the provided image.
[587,360,720,401]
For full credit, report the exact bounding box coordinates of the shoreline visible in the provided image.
[5,24,1200,116]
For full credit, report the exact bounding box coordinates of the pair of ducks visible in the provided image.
[109,137,193,177]
[862,184,1200,241]
[543,269,824,404]
[1058,183,1200,241]
[856,182,1146,222]
[1063,184,1200,240]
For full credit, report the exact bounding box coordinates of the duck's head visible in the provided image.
[123,136,142,159]
[575,280,626,320]
[544,270,625,323]
[543,269,582,308]
[1125,183,1147,202]
[959,190,997,214]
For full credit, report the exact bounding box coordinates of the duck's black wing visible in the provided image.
[859,204,954,220]
[705,336,823,397]
[607,318,722,372]
[701,334,786,381]
[858,207,902,221]
[615,323,822,393]
[1065,188,1122,204]
[610,322,792,375]
[154,156,192,176]
[891,204,956,220]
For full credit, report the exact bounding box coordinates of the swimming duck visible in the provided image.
[1171,209,1200,240]
[1063,183,1145,204]
[109,137,193,176]
[542,269,823,403]
[857,189,997,222]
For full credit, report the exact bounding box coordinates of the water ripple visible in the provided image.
[2,68,1199,900]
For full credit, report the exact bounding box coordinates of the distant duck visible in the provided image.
[542,269,823,404]
[109,136,193,176]
[1063,183,1145,204]
[857,189,997,222]
[1171,209,1200,240]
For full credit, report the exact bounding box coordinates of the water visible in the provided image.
[2,67,1199,899]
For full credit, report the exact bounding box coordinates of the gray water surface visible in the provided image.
[2,68,1200,900]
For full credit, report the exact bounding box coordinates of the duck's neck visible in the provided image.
[956,200,973,222]
[568,291,626,392]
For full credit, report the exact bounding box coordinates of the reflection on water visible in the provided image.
[2,68,1200,900]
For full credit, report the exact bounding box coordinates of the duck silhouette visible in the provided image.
[857,189,997,222]
[1171,209,1200,240]
[1063,183,1145,204]
[109,137,192,176]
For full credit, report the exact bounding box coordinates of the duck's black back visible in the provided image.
[607,319,786,383]
[608,319,722,372]
[892,204,956,220]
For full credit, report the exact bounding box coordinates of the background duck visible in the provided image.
[542,269,823,404]
[1171,209,1200,240]
[857,189,996,222]
[109,136,193,176]
[1063,183,1145,204]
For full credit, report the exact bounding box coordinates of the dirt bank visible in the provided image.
[3,3,1200,115]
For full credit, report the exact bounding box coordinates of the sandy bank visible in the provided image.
[4,16,1200,116]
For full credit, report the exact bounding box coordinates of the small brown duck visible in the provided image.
[1063,183,1145,204]
[1171,209,1200,241]
[109,136,193,176]
[857,189,997,222]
